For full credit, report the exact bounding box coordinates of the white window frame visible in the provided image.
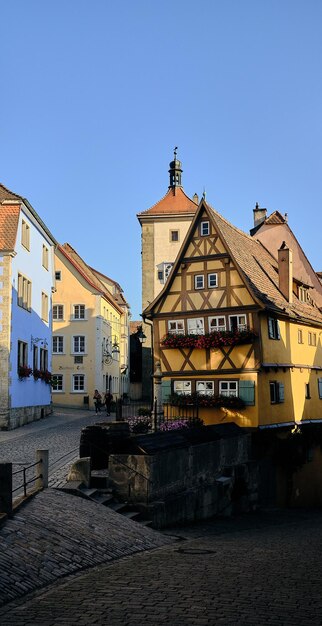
[168,320,185,335]
[219,380,238,397]
[42,245,49,270]
[187,318,204,335]
[229,315,247,332]
[308,332,317,347]
[194,275,204,290]
[53,304,64,321]
[196,381,214,396]
[52,374,64,392]
[200,221,210,236]
[21,220,30,250]
[72,335,86,354]
[41,291,49,323]
[209,316,226,332]
[18,273,32,311]
[207,273,218,288]
[18,340,28,368]
[52,336,64,354]
[73,304,86,320]
[174,380,192,395]
[72,374,85,392]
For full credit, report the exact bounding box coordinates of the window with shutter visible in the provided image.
[239,380,255,405]
[161,380,172,402]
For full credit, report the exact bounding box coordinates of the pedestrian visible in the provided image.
[93,389,102,414]
[104,391,113,416]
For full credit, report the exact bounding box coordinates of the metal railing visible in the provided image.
[12,459,42,498]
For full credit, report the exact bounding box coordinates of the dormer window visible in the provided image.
[299,286,308,302]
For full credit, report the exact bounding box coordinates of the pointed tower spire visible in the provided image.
[168,147,183,188]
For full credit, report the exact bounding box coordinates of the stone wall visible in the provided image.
[108,433,258,528]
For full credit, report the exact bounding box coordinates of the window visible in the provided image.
[200,221,209,236]
[219,381,238,397]
[208,273,218,288]
[73,335,85,354]
[187,318,204,335]
[174,380,191,395]
[308,332,317,347]
[196,381,214,396]
[170,230,179,242]
[40,348,48,372]
[168,320,184,335]
[157,262,173,284]
[53,305,64,320]
[268,317,280,340]
[42,245,49,270]
[305,383,311,399]
[73,374,85,392]
[17,340,28,369]
[18,273,31,310]
[318,379,322,399]
[21,220,30,250]
[33,345,38,370]
[209,316,226,332]
[41,292,48,322]
[195,275,204,289]
[299,286,308,302]
[53,336,64,353]
[298,329,303,344]
[269,381,284,404]
[52,375,63,392]
[73,304,85,320]
[229,315,247,332]
[55,271,61,281]
[74,356,83,364]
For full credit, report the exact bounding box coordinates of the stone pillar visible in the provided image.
[152,360,163,431]
[0,463,12,514]
[36,449,49,490]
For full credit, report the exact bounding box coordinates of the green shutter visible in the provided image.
[239,380,255,406]
[161,379,172,403]
[318,379,322,399]
[278,382,285,403]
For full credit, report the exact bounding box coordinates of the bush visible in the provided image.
[160,417,204,432]
[138,407,151,417]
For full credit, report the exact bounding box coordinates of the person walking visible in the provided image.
[93,389,102,414]
[104,391,113,416]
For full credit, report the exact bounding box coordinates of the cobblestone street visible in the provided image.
[1,506,322,625]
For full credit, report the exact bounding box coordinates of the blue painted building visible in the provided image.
[0,184,56,429]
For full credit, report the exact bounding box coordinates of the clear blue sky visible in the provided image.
[1,1,322,319]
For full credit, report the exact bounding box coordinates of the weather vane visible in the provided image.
[174,146,178,159]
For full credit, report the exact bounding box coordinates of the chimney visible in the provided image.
[253,202,267,228]
[278,241,293,303]
[193,193,199,204]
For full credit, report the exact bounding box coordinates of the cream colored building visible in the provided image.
[137,152,198,399]
[52,243,130,410]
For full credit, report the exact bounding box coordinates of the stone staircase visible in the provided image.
[57,470,153,527]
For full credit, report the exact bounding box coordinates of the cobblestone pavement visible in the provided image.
[0,408,113,491]
[1,506,322,625]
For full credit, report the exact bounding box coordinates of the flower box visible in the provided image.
[18,366,33,379]
[160,329,257,350]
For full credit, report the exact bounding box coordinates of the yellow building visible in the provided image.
[52,243,130,409]
[143,199,322,429]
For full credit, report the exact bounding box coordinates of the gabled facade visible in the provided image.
[144,200,322,429]
[0,184,56,430]
[52,244,130,409]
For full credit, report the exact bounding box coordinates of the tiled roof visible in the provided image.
[144,200,322,326]
[0,183,22,203]
[137,187,198,217]
[208,204,322,325]
[59,244,124,314]
[0,205,20,250]
[264,210,286,225]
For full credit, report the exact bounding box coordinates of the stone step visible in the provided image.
[80,488,98,498]
[122,510,142,521]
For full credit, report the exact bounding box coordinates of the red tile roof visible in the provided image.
[0,204,20,250]
[137,187,198,218]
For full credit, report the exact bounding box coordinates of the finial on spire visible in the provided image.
[202,188,206,200]
[174,146,178,160]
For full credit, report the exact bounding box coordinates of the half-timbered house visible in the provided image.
[143,199,322,429]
